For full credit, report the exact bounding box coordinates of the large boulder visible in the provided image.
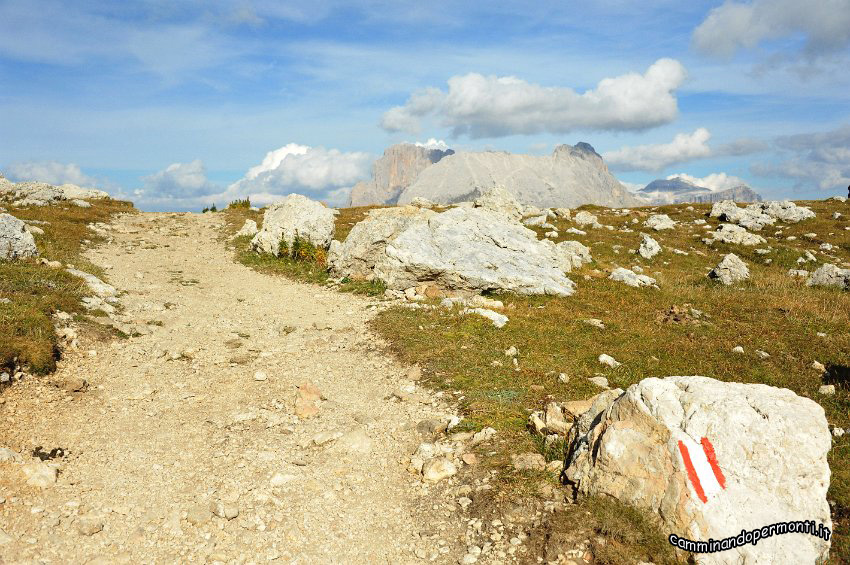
[806,264,850,290]
[644,214,676,231]
[704,224,766,246]
[328,206,435,281]
[708,253,750,285]
[711,200,815,230]
[638,234,661,259]
[251,195,336,257]
[563,376,832,564]
[0,213,39,260]
[332,206,576,296]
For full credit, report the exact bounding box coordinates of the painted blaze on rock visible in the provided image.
[563,376,831,564]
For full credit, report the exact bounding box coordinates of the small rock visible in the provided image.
[504,346,518,357]
[407,366,422,381]
[557,373,569,384]
[812,361,826,372]
[76,516,104,536]
[511,453,546,471]
[422,457,457,482]
[461,453,478,466]
[732,346,744,354]
[210,501,240,520]
[22,462,57,488]
[185,504,211,526]
[819,385,836,396]
[253,370,268,382]
[588,376,609,388]
[833,427,845,438]
[756,350,770,359]
[598,354,620,368]
[582,318,604,330]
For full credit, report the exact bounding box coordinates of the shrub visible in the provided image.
[228,198,251,210]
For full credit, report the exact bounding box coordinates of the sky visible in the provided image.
[1,0,849,211]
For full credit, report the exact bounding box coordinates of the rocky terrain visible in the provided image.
[2,182,849,563]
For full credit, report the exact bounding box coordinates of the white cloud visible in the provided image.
[604,128,766,172]
[226,144,372,204]
[666,172,749,191]
[752,124,850,191]
[380,59,687,138]
[5,160,99,186]
[619,180,645,193]
[604,128,713,172]
[693,0,850,59]
[414,138,450,151]
[141,160,217,197]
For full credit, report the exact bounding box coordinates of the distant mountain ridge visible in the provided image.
[350,142,641,209]
[348,143,454,206]
[635,176,762,204]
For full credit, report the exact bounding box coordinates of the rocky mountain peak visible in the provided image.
[349,143,453,206]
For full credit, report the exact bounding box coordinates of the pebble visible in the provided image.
[588,376,609,388]
[76,515,104,536]
[185,504,211,525]
[422,457,457,482]
[756,350,770,359]
[597,354,620,368]
[812,361,826,372]
[819,385,836,396]
[732,346,744,354]
[253,370,268,381]
[833,427,845,438]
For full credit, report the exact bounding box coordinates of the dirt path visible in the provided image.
[0,212,463,563]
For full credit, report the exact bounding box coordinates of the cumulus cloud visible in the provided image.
[666,172,750,191]
[414,138,450,150]
[5,160,99,186]
[752,124,850,191]
[693,0,850,59]
[604,128,766,172]
[141,159,217,197]
[226,144,372,206]
[604,128,713,172]
[380,59,687,138]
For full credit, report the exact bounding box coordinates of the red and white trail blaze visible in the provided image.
[677,437,727,503]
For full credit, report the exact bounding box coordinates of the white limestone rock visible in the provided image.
[563,376,832,565]
[461,308,509,328]
[644,214,676,231]
[574,211,599,227]
[235,219,258,237]
[554,240,592,271]
[708,253,750,285]
[609,267,656,288]
[328,206,435,281]
[806,264,850,290]
[250,194,336,257]
[472,185,524,221]
[638,234,661,259]
[372,207,576,296]
[66,268,117,298]
[703,224,766,246]
[0,213,38,260]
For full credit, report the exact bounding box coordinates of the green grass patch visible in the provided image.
[0,199,134,373]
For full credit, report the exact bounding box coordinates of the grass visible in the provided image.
[371,199,850,561]
[223,198,850,561]
[0,199,135,373]
[221,206,386,296]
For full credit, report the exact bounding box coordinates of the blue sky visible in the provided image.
[1,0,849,210]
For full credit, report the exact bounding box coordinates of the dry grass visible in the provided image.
[223,198,850,561]
[0,199,135,373]
[372,199,850,561]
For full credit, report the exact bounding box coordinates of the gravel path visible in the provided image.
[0,212,463,563]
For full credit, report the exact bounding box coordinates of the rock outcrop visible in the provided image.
[349,143,454,207]
[708,253,749,285]
[0,213,39,260]
[806,264,850,290]
[563,376,832,564]
[251,194,336,257]
[0,178,109,207]
[710,200,815,230]
[395,143,641,209]
[330,206,576,296]
[703,224,766,246]
[638,234,661,259]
